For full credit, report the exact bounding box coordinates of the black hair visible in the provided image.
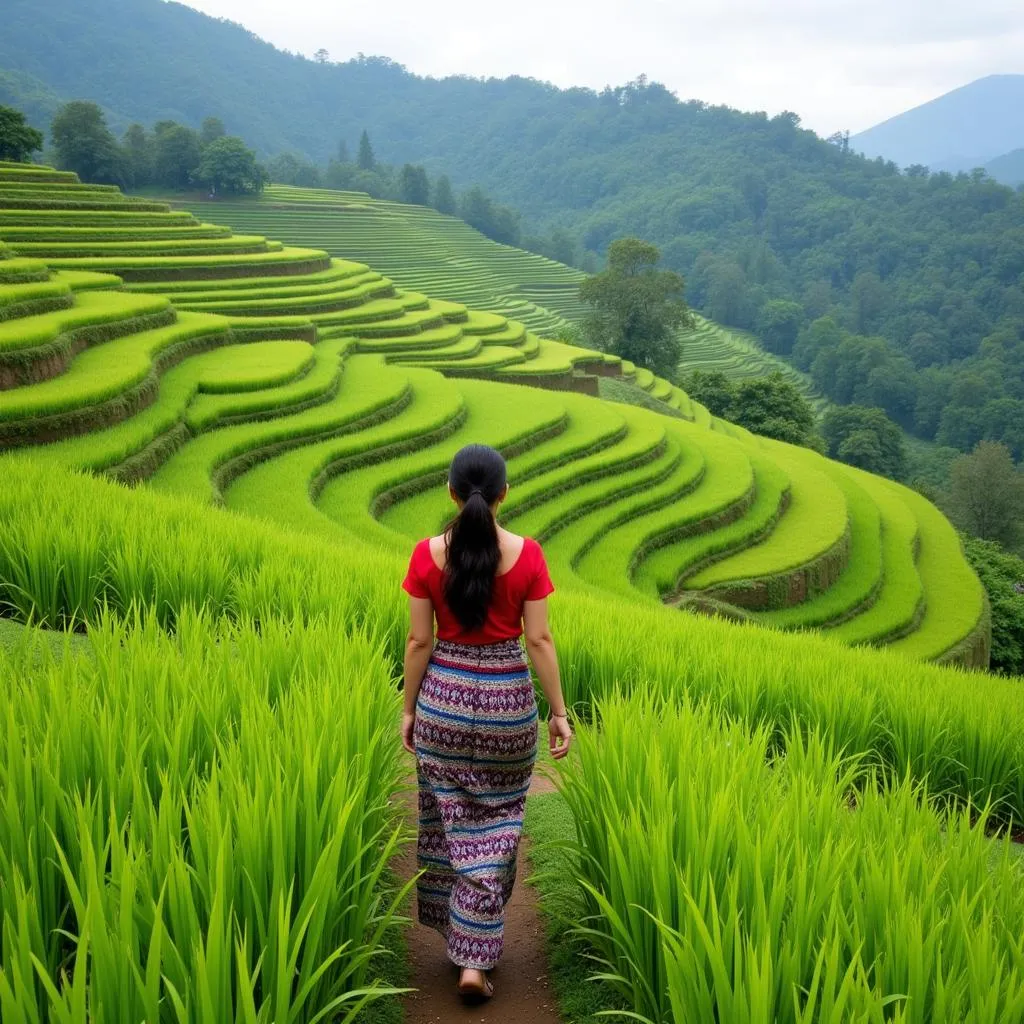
[443,444,507,631]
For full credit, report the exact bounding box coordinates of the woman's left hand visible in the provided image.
[401,711,416,754]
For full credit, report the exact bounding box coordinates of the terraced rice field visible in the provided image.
[678,312,824,405]
[0,161,1013,1022]
[179,184,591,337]
[0,164,987,666]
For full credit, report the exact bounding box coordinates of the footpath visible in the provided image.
[396,742,563,1024]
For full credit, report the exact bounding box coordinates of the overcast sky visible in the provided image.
[181,0,1024,135]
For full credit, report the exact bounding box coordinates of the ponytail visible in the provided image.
[443,445,507,631]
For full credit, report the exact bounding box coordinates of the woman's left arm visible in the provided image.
[401,596,434,753]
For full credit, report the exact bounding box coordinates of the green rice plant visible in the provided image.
[684,438,849,593]
[193,340,315,394]
[185,338,351,431]
[885,482,986,661]
[635,451,789,596]
[574,425,754,597]
[0,290,170,354]
[506,434,682,543]
[542,429,708,573]
[150,354,411,503]
[315,375,568,547]
[0,455,1020,820]
[755,462,883,629]
[128,260,368,295]
[226,369,467,547]
[501,409,668,522]
[0,607,410,1021]
[556,690,1024,1023]
[828,477,923,646]
[0,311,229,424]
[410,345,528,372]
[42,246,330,275]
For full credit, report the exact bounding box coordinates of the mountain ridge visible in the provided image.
[851,74,1024,177]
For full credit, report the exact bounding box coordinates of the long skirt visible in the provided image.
[413,637,538,970]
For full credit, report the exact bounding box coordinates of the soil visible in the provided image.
[397,734,563,1024]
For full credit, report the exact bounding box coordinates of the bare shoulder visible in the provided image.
[428,534,447,570]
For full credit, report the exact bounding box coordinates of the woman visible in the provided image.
[400,443,573,1000]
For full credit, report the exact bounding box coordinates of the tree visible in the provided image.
[152,122,201,189]
[200,117,226,147]
[946,441,1024,550]
[432,174,456,215]
[336,139,350,164]
[399,163,430,205]
[822,405,906,479]
[757,299,803,355]
[682,370,734,418]
[51,101,123,183]
[961,537,1024,675]
[548,228,576,266]
[314,48,330,64]
[730,373,819,447]
[357,130,375,171]
[196,136,265,194]
[122,123,152,187]
[0,105,43,162]
[682,370,820,448]
[579,237,693,379]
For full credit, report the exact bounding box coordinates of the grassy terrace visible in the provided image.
[0,163,989,673]
[0,163,1012,1022]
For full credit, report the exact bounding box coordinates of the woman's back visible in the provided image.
[402,530,554,645]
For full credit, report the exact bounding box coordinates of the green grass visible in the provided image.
[150,354,411,503]
[754,462,883,629]
[886,483,987,661]
[634,448,789,596]
[0,290,170,354]
[0,311,228,423]
[685,438,849,591]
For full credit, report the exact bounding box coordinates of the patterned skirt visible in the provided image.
[413,638,538,970]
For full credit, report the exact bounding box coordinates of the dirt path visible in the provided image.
[397,737,562,1024]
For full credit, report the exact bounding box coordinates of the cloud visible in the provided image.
[180,0,1024,133]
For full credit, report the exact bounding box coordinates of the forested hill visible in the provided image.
[4,0,1024,462]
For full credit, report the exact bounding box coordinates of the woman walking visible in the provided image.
[400,443,573,1000]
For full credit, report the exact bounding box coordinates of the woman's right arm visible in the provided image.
[523,598,572,759]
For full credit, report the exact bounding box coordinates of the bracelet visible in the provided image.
[550,712,569,719]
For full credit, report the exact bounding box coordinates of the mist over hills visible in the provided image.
[851,75,1024,181]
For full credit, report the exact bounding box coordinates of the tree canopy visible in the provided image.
[946,441,1024,551]
[579,238,692,379]
[196,135,265,194]
[821,405,906,479]
[0,104,43,161]
[51,101,122,183]
[684,370,820,449]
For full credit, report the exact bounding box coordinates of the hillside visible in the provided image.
[4,160,1024,1022]
[851,75,1024,174]
[987,147,1024,187]
[0,162,988,667]
[181,184,821,399]
[4,0,1024,466]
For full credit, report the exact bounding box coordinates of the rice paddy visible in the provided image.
[0,161,1010,1021]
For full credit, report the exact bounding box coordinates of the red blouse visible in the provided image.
[402,536,555,644]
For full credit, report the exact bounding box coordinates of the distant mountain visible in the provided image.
[985,148,1024,188]
[851,75,1024,173]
